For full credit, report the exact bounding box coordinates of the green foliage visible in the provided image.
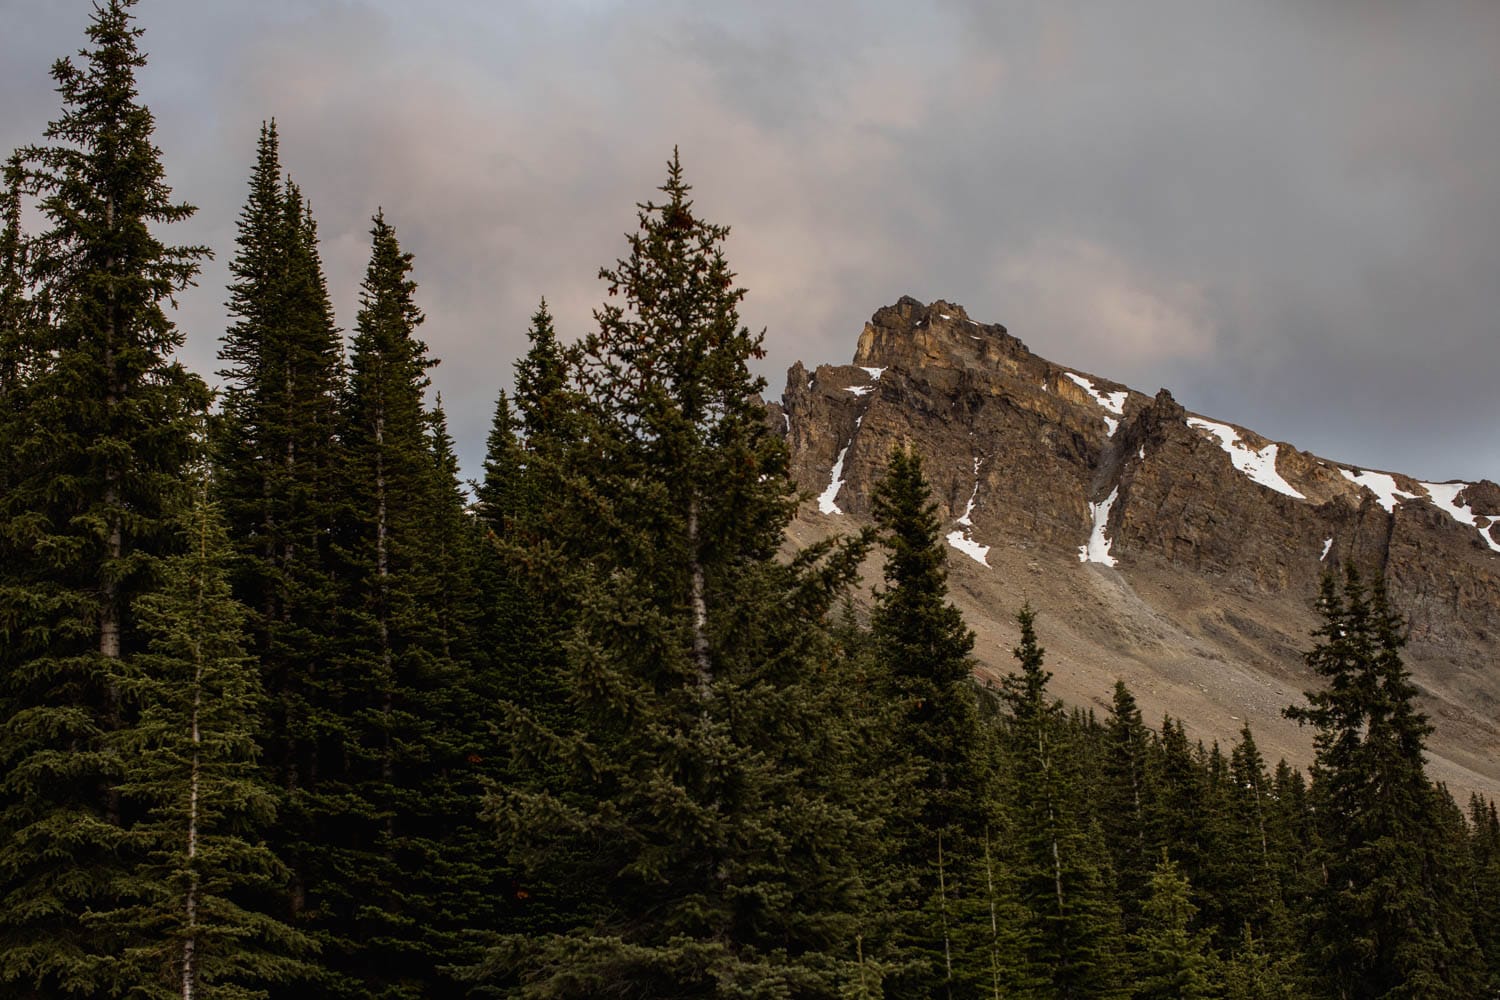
[1286,568,1484,998]
[94,461,314,997]
[868,446,1003,997]
[315,214,494,997]
[1000,607,1126,999]
[1129,855,1217,1000]
[0,2,208,992]
[479,152,878,997]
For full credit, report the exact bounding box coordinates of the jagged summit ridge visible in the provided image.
[781,296,1500,577]
[776,297,1500,799]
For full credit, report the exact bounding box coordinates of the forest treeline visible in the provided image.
[2,4,1498,998]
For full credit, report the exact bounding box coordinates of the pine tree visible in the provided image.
[1000,607,1126,999]
[867,446,999,997]
[0,2,208,991]
[479,151,877,997]
[94,453,314,997]
[1285,568,1483,998]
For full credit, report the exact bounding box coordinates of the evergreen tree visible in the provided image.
[213,122,347,959]
[1129,855,1217,1000]
[1285,569,1483,998]
[1220,925,1297,1000]
[320,212,486,997]
[0,2,208,991]
[0,152,30,401]
[96,454,314,997]
[867,446,1000,998]
[511,297,573,446]
[1466,795,1500,992]
[1216,727,1292,953]
[1100,681,1153,935]
[480,152,877,997]
[1000,607,1125,999]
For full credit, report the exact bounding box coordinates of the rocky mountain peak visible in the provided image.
[779,298,1500,801]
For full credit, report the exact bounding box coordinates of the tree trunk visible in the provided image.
[687,496,711,700]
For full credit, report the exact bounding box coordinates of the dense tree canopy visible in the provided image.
[1,6,1496,998]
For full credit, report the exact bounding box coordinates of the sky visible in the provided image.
[3,0,1498,485]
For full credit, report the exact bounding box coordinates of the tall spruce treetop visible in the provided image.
[0,1,208,992]
[9,0,210,658]
[577,150,789,581]
[513,297,571,444]
[1286,568,1483,998]
[486,152,876,997]
[869,448,982,802]
[867,447,992,997]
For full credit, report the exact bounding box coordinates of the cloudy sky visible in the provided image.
[3,1,1498,484]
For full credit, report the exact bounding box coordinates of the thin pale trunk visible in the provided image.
[687,496,710,700]
[856,934,869,999]
[182,494,207,1000]
[985,825,1002,1000]
[1042,725,1069,993]
[938,828,954,999]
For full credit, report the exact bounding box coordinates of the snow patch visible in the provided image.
[782,411,790,432]
[947,459,987,564]
[956,480,979,527]
[1064,372,1127,437]
[939,313,953,319]
[845,385,874,397]
[1137,446,1146,461]
[1078,488,1120,567]
[1187,418,1305,499]
[858,366,885,380]
[818,417,861,516]
[1320,537,1333,562]
[1418,481,1500,554]
[1338,468,1416,514]
[818,447,849,515]
[947,531,990,566]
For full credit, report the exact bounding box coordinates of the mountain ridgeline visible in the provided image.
[776,296,1500,799]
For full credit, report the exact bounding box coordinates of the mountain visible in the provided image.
[773,296,1500,800]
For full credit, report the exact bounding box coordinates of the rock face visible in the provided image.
[780,296,1500,799]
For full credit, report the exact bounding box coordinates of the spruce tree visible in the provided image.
[1220,925,1297,1000]
[1100,681,1153,935]
[1285,569,1483,998]
[95,454,314,997]
[1000,607,1125,999]
[0,152,29,400]
[1216,727,1292,953]
[0,2,208,991]
[1129,855,1217,1000]
[480,151,877,997]
[320,213,492,997]
[1466,795,1500,991]
[213,124,347,997]
[867,446,999,997]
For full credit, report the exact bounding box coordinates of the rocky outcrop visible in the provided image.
[780,297,1500,799]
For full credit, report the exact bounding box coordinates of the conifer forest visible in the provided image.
[4,4,1500,998]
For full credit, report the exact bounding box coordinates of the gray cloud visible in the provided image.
[3,0,1497,484]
